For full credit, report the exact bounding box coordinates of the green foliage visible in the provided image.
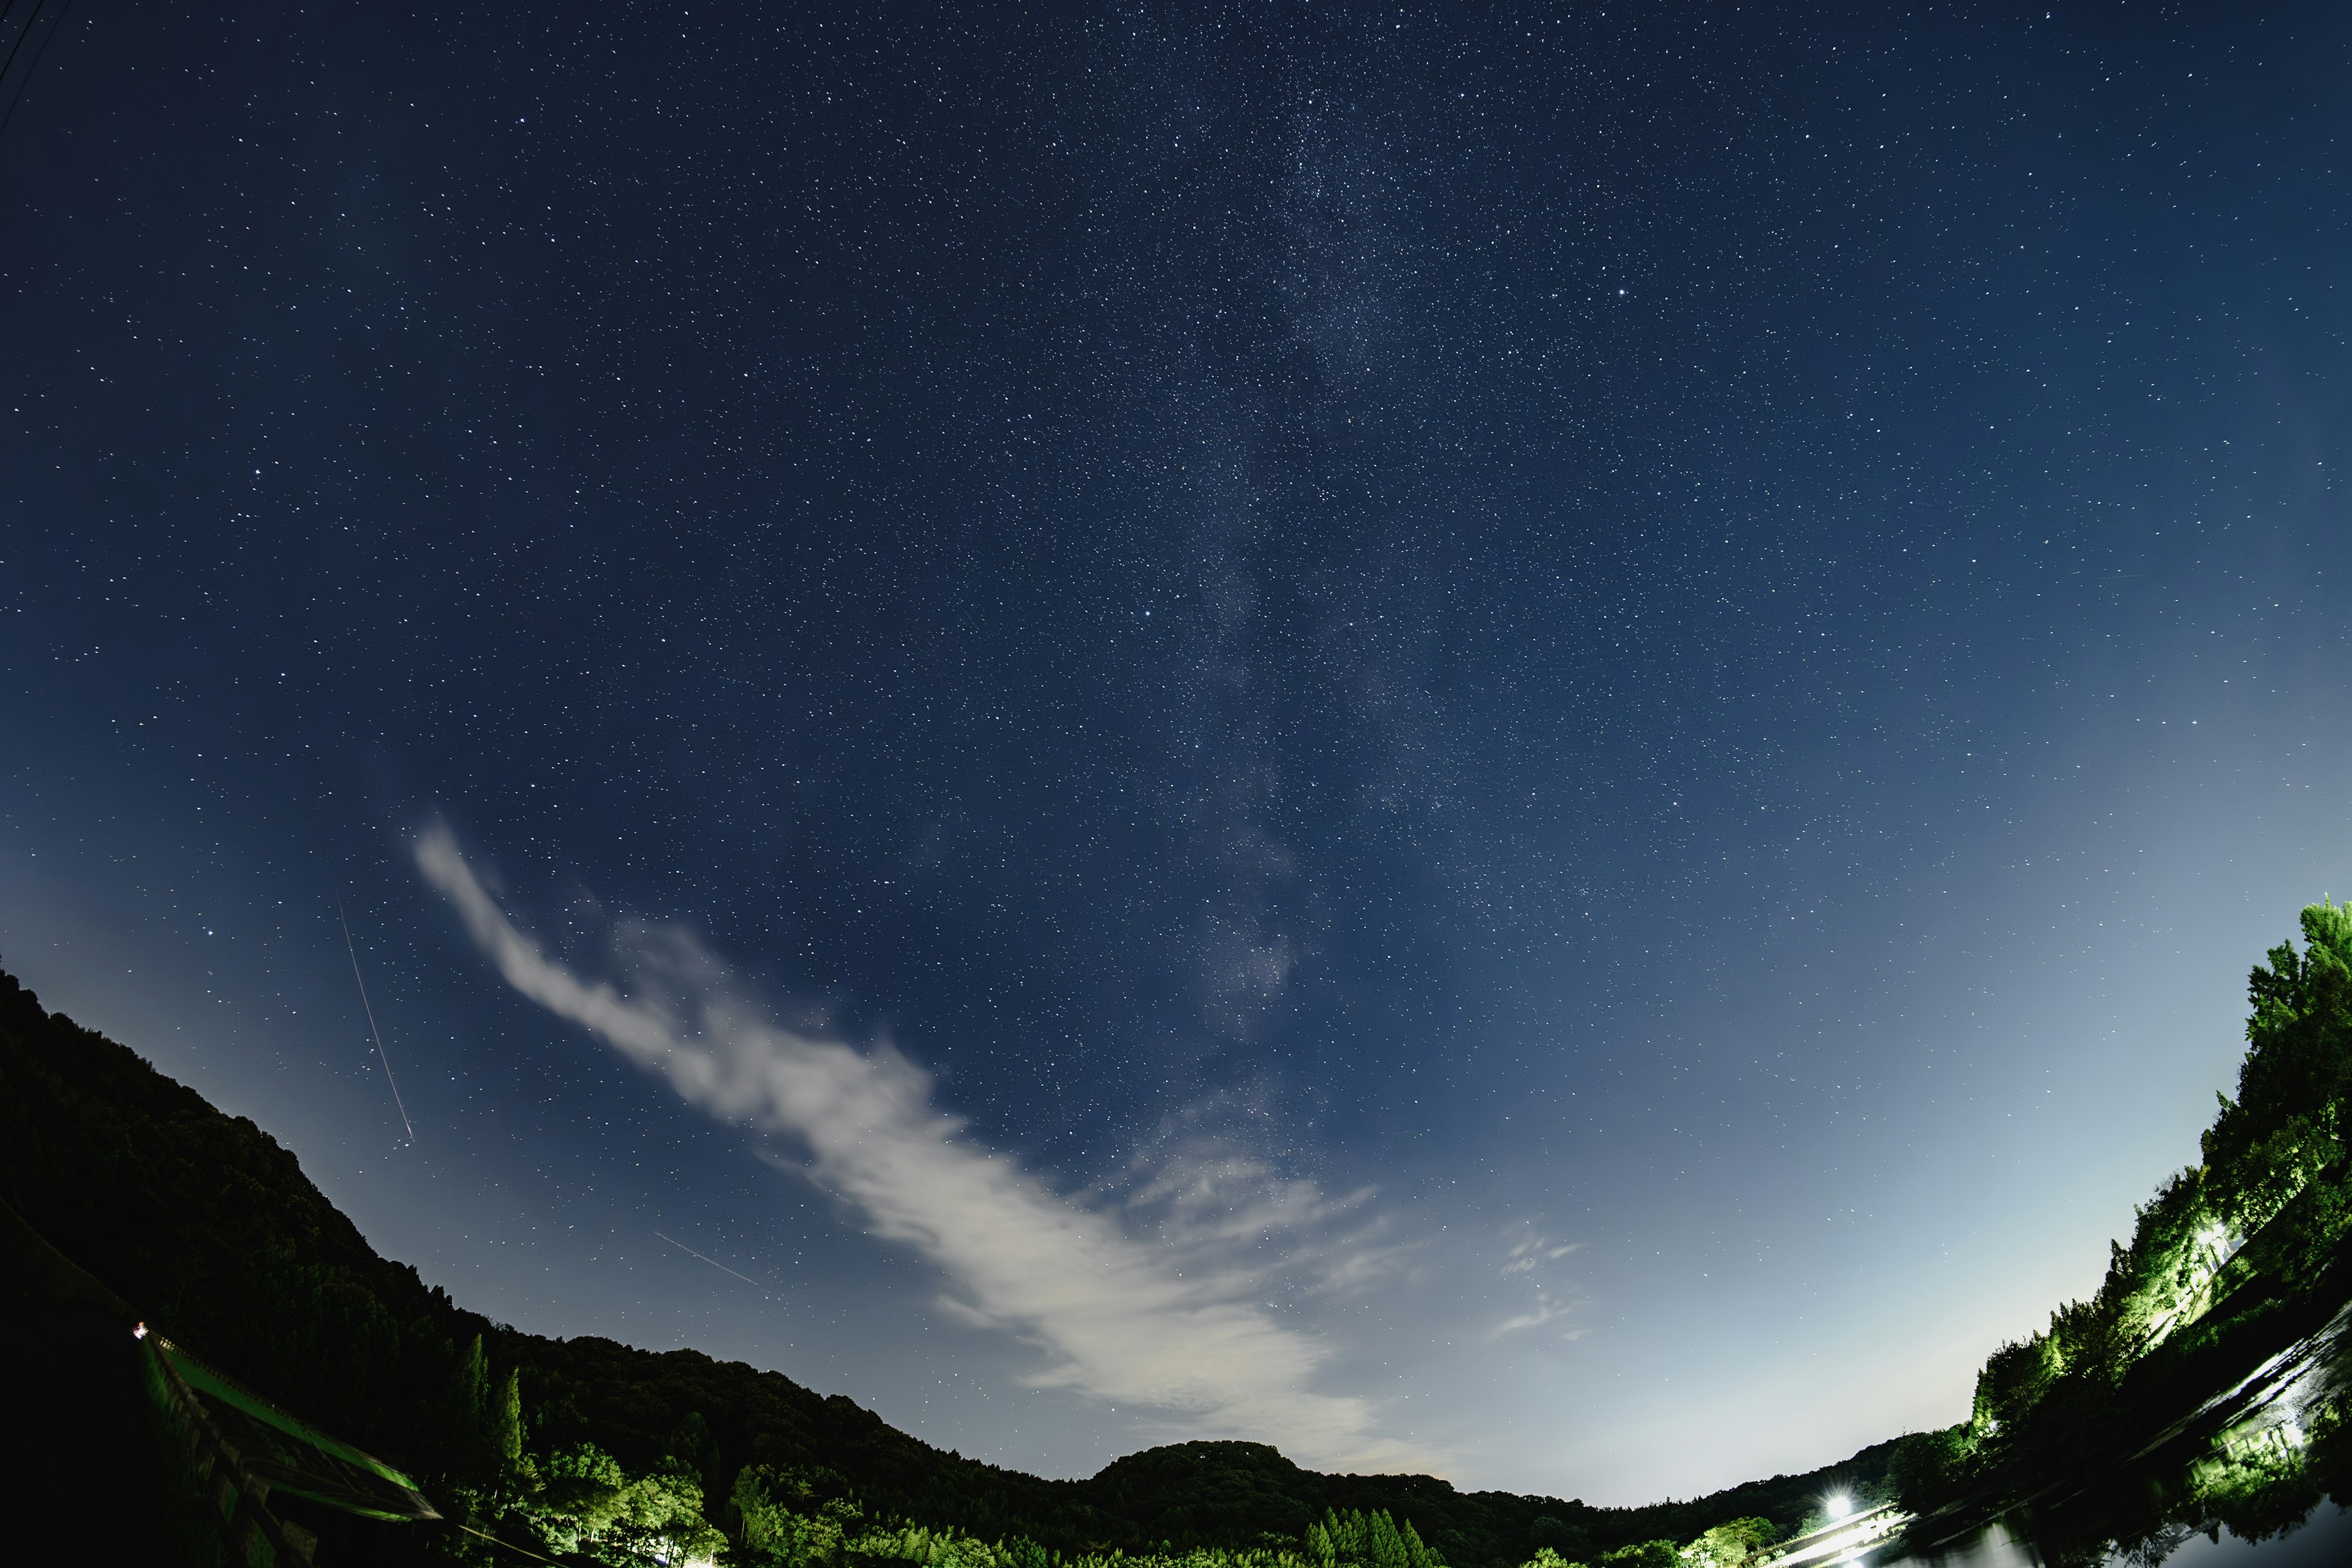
[671,1408,723,1502]
[522,1441,630,1551]
[1316,1506,1427,1568]
[2209,905,2352,1191]
[24,889,2335,1558]
[0,965,486,1482]
[736,1464,865,1568]
[1592,1542,1677,1568]
[1970,1334,2056,1439]
[498,1366,524,1472]
[1520,1539,1683,1568]
[1673,1518,1773,1568]
[447,1333,496,1484]
[1883,1427,1973,1513]
[1915,900,2352,1520]
[1523,1517,1583,1559]
[511,1441,726,1564]
[2184,1418,2324,1549]
[0,958,1905,1566]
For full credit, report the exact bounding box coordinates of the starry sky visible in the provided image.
[6,0,2352,1507]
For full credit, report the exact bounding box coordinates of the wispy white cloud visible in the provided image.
[1485,1295,1574,1341]
[1499,1235,1584,1277]
[1488,1230,1587,1341]
[1485,1289,1591,1342]
[417,823,1433,1471]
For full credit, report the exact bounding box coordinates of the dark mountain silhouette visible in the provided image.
[0,962,1891,1564]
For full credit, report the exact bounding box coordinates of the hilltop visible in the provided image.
[0,962,1891,1564]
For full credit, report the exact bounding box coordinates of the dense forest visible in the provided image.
[0,960,1890,1566]
[1887,901,2352,1536]
[20,902,2352,1563]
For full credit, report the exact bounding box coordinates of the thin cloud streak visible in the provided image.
[1485,1295,1576,1341]
[1489,1230,1586,1340]
[416,824,1431,1471]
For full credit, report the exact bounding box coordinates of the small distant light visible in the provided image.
[133,1322,150,1340]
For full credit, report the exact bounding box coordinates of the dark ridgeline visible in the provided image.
[0,960,1892,1565]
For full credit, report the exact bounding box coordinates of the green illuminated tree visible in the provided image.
[1676,1517,1773,1568]
[498,1366,524,1473]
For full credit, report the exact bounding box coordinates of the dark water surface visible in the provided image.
[1890,1509,2352,1568]
[1870,1297,2352,1568]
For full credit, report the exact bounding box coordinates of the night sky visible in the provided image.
[6,0,2351,1506]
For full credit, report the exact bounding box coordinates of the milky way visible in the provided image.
[4,1,2351,1502]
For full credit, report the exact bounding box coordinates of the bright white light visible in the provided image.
[1826,1495,1853,1521]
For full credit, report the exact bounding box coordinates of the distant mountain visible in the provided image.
[0,962,1891,1564]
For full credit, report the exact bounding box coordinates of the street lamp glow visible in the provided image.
[1826,1495,1853,1521]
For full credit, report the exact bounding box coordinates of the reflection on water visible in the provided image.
[1880,1509,2352,1568]
[2160,1506,2352,1566]
[1873,1298,2352,1568]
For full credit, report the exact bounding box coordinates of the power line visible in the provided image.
[0,0,74,149]
[0,1,51,104]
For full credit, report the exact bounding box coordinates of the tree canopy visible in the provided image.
[0,959,1890,1566]
[1888,903,2352,1522]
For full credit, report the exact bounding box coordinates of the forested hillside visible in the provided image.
[1889,902,2352,1531]
[0,963,1889,1565]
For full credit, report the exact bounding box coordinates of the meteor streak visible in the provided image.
[654,1229,770,1294]
[337,897,415,1145]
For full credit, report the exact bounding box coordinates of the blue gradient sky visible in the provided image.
[5,0,2351,1505]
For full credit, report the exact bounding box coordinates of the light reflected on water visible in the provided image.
[1877,1507,2352,1567]
[1865,1297,2352,1568]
